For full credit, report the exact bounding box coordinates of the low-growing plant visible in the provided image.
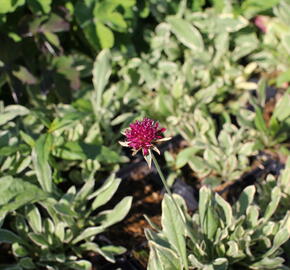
[238,83,290,149]
[145,185,290,270]
[258,157,290,220]
[251,0,290,77]
[132,4,259,121]
[0,173,132,270]
[171,111,257,186]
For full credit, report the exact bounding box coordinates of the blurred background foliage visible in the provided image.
[0,0,290,207]
[0,0,290,269]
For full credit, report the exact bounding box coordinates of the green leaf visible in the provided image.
[215,193,233,226]
[257,78,267,107]
[0,105,29,126]
[91,177,121,210]
[232,33,259,61]
[0,0,25,14]
[0,176,47,216]
[272,93,290,121]
[167,17,204,51]
[215,14,248,32]
[188,254,204,268]
[96,22,114,49]
[19,131,35,147]
[92,49,111,113]
[53,141,121,163]
[176,147,200,169]
[25,205,42,234]
[100,245,127,262]
[48,111,88,132]
[32,134,53,192]
[72,226,105,244]
[12,66,37,85]
[235,185,255,216]
[28,232,49,247]
[75,174,95,203]
[80,242,125,263]
[0,229,22,244]
[54,203,77,217]
[148,240,182,270]
[106,12,127,32]
[55,222,65,242]
[254,106,267,134]
[263,187,281,221]
[242,0,280,18]
[212,258,229,270]
[199,187,219,240]
[161,194,188,269]
[27,0,52,14]
[19,257,35,269]
[276,69,290,87]
[66,260,92,270]
[264,226,290,257]
[250,257,284,269]
[246,205,259,227]
[12,242,28,257]
[96,196,132,228]
[16,156,32,174]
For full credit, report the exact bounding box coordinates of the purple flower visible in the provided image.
[254,16,269,33]
[119,118,171,157]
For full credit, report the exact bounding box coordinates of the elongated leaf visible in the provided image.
[0,229,22,244]
[27,0,51,14]
[167,16,204,51]
[75,174,95,203]
[66,260,92,270]
[72,226,105,244]
[100,245,126,263]
[215,193,233,226]
[264,226,290,257]
[263,187,281,221]
[0,105,29,126]
[254,106,267,134]
[176,146,200,169]
[91,178,121,210]
[161,194,188,269]
[48,111,87,132]
[96,196,132,228]
[148,240,182,270]
[53,141,121,163]
[26,205,42,234]
[235,185,255,216]
[32,134,53,192]
[272,93,290,121]
[199,187,218,240]
[28,232,49,247]
[54,202,77,217]
[0,176,47,216]
[189,254,204,268]
[92,49,111,112]
[250,257,284,269]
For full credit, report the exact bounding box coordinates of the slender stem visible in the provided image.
[152,154,186,221]
[152,153,189,270]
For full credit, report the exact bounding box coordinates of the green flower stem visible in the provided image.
[152,153,189,270]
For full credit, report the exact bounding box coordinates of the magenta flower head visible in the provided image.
[254,15,269,33]
[119,118,171,168]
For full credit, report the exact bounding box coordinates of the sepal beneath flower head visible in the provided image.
[152,145,161,155]
[156,137,172,143]
[143,149,152,169]
[119,141,129,147]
